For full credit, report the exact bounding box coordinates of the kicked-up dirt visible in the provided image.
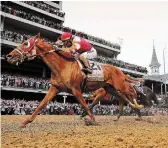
[1,115,168,148]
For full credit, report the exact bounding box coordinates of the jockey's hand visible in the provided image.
[72,52,79,60]
[53,45,61,51]
[53,45,63,51]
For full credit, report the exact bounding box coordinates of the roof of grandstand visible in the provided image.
[145,73,168,83]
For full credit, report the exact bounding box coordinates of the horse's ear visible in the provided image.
[35,33,40,39]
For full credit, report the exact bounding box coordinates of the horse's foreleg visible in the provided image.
[134,109,143,121]
[20,86,58,127]
[72,88,95,121]
[114,100,124,122]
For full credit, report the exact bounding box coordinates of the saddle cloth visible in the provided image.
[77,60,104,81]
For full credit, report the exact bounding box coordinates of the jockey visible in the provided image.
[128,75,146,97]
[55,32,97,74]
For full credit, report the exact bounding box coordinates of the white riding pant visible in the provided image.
[81,47,97,59]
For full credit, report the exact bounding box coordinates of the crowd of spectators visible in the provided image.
[1,30,55,44]
[1,98,168,116]
[1,4,63,31]
[1,3,120,49]
[22,1,65,18]
[97,55,148,73]
[1,72,51,91]
[1,30,147,73]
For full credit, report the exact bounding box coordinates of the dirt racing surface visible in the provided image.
[1,115,168,148]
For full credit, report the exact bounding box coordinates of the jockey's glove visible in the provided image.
[72,52,80,60]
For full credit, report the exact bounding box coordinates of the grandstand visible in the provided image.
[1,1,160,104]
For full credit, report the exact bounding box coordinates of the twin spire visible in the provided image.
[149,39,161,75]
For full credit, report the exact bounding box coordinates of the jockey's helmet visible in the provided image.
[61,32,73,47]
[61,32,72,41]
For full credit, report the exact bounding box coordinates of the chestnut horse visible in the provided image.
[6,33,143,127]
[82,83,158,121]
[80,80,143,118]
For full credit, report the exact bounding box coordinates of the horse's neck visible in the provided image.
[36,41,67,84]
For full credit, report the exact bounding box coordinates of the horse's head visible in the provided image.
[6,33,40,65]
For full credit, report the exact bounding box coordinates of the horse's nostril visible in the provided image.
[6,54,12,58]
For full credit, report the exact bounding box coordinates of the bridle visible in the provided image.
[14,39,56,63]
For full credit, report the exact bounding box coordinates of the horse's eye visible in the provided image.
[23,42,30,48]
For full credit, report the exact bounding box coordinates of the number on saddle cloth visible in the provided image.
[87,60,104,81]
[76,60,104,81]
[89,61,101,71]
[80,60,104,93]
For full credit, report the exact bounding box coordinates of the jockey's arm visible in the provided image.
[58,43,81,54]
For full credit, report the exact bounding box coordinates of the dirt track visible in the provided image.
[1,115,168,148]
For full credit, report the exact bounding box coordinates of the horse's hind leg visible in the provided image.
[89,88,107,108]
[20,86,58,127]
[114,100,124,122]
[134,109,143,121]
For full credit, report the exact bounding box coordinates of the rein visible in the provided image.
[14,39,75,62]
[28,48,56,59]
[15,43,57,60]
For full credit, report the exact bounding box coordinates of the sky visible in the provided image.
[62,1,168,75]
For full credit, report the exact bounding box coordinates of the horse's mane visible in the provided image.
[39,39,53,50]
[39,39,76,62]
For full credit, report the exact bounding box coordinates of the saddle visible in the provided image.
[77,60,104,93]
[77,60,104,82]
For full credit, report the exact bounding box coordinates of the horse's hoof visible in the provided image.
[84,118,99,126]
[20,123,27,128]
[135,118,143,121]
[135,104,144,109]
[114,119,119,122]
[92,121,100,126]
[20,119,32,127]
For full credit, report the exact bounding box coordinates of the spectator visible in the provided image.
[1,98,167,116]
[1,3,121,49]
[1,72,50,91]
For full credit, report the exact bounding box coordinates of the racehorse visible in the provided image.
[82,84,158,121]
[6,33,144,127]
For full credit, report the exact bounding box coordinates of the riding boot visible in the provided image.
[80,56,92,74]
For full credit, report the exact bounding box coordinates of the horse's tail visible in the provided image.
[125,75,143,83]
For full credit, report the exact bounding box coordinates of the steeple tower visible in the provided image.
[149,40,161,75]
